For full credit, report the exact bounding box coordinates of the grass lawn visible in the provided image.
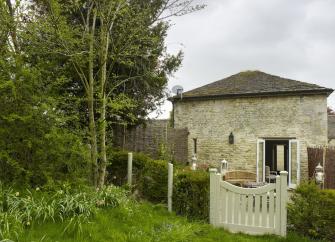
[19,202,314,242]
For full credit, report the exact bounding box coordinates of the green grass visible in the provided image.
[19,202,314,242]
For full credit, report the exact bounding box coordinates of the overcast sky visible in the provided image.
[152,0,335,119]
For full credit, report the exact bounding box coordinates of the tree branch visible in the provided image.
[106,75,144,98]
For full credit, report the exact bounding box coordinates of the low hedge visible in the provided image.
[138,159,168,203]
[287,182,335,241]
[107,150,210,220]
[173,169,209,220]
[106,150,151,186]
[107,150,169,203]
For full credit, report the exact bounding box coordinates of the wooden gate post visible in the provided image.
[210,168,220,226]
[279,171,288,236]
[168,162,173,212]
[127,152,133,186]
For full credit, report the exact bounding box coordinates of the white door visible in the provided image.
[256,139,266,182]
[289,139,300,188]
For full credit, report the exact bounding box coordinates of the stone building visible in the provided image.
[170,71,334,188]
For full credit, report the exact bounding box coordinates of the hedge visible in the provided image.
[287,182,335,241]
[106,150,210,220]
[138,159,168,203]
[173,169,209,220]
[106,151,150,186]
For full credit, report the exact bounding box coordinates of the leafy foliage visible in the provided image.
[0,184,130,240]
[0,61,90,187]
[139,159,169,203]
[0,0,204,188]
[0,1,91,187]
[173,169,209,220]
[106,150,151,186]
[107,150,169,202]
[18,0,197,187]
[107,150,210,220]
[287,182,335,241]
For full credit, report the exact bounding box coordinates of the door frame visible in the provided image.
[289,139,300,188]
[257,138,300,187]
[256,139,266,182]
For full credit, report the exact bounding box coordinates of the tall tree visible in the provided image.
[95,0,204,186]
[0,1,90,187]
[20,0,204,187]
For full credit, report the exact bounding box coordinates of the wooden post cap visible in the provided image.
[209,168,218,173]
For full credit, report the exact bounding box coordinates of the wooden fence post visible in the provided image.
[279,171,288,236]
[168,162,173,212]
[127,152,133,186]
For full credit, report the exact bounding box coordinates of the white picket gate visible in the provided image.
[209,169,288,236]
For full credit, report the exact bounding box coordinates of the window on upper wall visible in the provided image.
[193,138,197,154]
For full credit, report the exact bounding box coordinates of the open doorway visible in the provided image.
[265,140,289,182]
[257,138,300,187]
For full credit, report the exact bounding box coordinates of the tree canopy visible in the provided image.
[0,0,204,187]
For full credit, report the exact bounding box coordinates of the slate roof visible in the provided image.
[329,115,335,140]
[170,71,333,101]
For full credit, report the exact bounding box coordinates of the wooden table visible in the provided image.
[244,181,267,188]
[225,179,256,187]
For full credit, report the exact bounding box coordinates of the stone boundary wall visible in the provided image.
[113,119,188,163]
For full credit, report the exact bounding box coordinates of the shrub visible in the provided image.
[106,150,128,186]
[287,182,335,241]
[106,150,151,186]
[173,169,209,220]
[0,126,90,188]
[138,159,168,203]
[107,150,170,203]
[107,150,211,220]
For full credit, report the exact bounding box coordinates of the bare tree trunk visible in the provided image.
[97,20,109,188]
[96,2,125,187]
[88,10,98,187]
[98,95,107,187]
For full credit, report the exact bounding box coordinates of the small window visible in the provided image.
[193,138,197,154]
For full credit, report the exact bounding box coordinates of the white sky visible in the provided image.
[151,0,335,119]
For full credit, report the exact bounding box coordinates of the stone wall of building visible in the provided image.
[113,119,188,162]
[173,95,329,179]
